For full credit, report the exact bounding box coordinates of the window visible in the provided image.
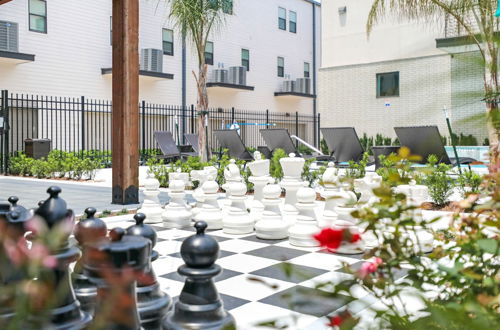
[205,41,214,65]
[376,72,399,97]
[278,7,286,30]
[304,62,310,78]
[162,29,174,55]
[277,57,284,77]
[29,0,47,33]
[241,49,249,71]
[222,0,233,14]
[289,11,297,33]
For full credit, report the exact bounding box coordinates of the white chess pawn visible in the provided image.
[162,180,192,229]
[332,185,364,254]
[320,162,341,227]
[288,187,320,247]
[248,151,273,222]
[223,181,254,234]
[137,171,163,223]
[279,153,305,222]
[255,183,288,240]
[193,175,223,230]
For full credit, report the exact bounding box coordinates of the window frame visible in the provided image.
[277,57,285,77]
[278,7,286,31]
[241,48,250,71]
[162,28,174,56]
[304,62,310,78]
[376,71,400,98]
[28,0,47,34]
[289,10,297,33]
[222,0,233,14]
[205,41,214,66]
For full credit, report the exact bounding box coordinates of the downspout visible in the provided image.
[312,2,318,147]
[182,30,187,144]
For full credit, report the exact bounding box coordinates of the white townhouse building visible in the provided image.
[0,0,320,116]
[318,0,488,142]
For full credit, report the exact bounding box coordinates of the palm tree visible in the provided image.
[167,0,230,161]
[367,0,500,168]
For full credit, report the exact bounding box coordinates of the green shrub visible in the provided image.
[9,152,34,176]
[423,155,454,206]
[457,168,482,198]
[31,158,52,179]
[320,138,329,155]
[297,144,313,155]
[270,148,287,181]
[345,152,370,180]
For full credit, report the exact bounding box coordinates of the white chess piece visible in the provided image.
[288,187,320,247]
[331,185,364,254]
[279,153,305,222]
[190,166,218,215]
[396,180,429,207]
[320,162,341,227]
[193,174,223,230]
[162,180,192,229]
[255,183,288,239]
[354,172,382,204]
[222,159,243,194]
[223,181,254,234]
[137,171,163,224]
[248,151,273,222]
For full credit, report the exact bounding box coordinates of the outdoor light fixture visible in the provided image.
[338,6,347,15]
[442,106,462,174]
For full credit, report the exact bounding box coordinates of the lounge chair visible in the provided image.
[320,127,373,164]
[213,129,254,161]
[184,133,199,154]
[259,128,332,160]
[394,126,476,165]
[154,131,197,160]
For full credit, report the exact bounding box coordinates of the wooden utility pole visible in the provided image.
[111,0,139,204]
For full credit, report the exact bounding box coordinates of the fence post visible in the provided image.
[141,100,146,159]
[1,90,8,174]
[295,111,299,148]
[231,107,235,124]
[181,104,186,144]
[317,113,321,149]
[80,96,85,154]
[190,104,195,133]
[265,109,269,129]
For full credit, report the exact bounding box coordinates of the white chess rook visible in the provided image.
[162,180,192,229]
[255,184,288,239]
[248,151,272,222]
[320,162,341,227]
[288,187,320,247]
[138,171,163,224]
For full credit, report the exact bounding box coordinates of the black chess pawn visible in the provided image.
[0,197,32,327]
[84,227,151,330]
[162,221,235,330]
[126,213,172,329]
[32,186,92,329]
[73,207,108,313]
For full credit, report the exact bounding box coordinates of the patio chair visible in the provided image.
[154,131,197,160]
[259,128,332,160]
[184,133,199,154]
[320,127,373,164]
[213,129,254,161]
[394,126,476,165]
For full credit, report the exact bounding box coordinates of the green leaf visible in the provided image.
[477,239,498,254]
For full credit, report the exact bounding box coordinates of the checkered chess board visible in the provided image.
[103,216,411,329]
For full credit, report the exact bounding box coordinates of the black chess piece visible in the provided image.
[0,197,32,327]
[162,221,235,330]
[126,213,172,330]
[73,207,108,313]
[33,186,92,329]
[84,227,150,330]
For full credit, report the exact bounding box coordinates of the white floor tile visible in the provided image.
[217,254,280,273]
[287,252,345,271]
[154,240,184,256]
[217,274,294,301]
[218,239,269,253]
[274,241,322,252]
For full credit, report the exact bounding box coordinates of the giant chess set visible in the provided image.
[0,151,428,329]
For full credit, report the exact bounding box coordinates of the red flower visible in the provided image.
[350,233,361,243]
[328,315,344,327]
[314,228,344,250]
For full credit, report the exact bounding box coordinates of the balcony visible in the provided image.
[207,82,254,91]
[207,67,254,92]
[0,50,35,64]
[274,91,315,99]
[101,68,174,80]
[275,78,315,99]
[436,14,492,50]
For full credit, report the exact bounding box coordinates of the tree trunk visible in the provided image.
[483,49,500,172]
[196,64,209,162]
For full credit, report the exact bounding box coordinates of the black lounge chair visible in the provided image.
[320,127,373,165]
[259,128,332,160]
[394,126,476,165]
[213,129,254,161]
[154,131,197,160]
[184,133,199,154]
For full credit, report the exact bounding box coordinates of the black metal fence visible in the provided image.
[0,90,320,173]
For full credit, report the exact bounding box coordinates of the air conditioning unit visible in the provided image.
[140,48,163,72]
[282,80,295,92]
[0,21,19,52]
[211,69,228,83]
[228,66,246,85]
[295,78,311,94]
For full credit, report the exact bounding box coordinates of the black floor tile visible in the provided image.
[168,250,235,259]
[161,268,242,283]
[259,285,353,317]
[250,263,328,283]
[245,246,308,261]
[171,294,250,311]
